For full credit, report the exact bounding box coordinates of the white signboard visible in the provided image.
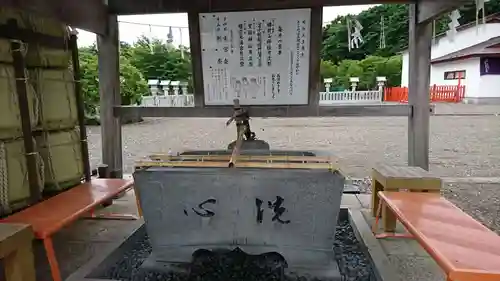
[199,9,311,105]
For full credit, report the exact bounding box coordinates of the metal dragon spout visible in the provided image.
[226,99,256,167]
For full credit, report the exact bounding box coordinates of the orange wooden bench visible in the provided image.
[1,178,137,281]
[372,191,500,281]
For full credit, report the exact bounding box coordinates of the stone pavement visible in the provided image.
[34,190,143,281]
[345,194,446,281]
[32,188,458,281]
[433,103,500,116]
[33,103,500,280]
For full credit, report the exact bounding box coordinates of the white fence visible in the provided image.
[140,90,383,107]
[319,90,383,104]
[141,95,195,107]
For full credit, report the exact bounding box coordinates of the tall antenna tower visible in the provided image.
[379,16,386,49]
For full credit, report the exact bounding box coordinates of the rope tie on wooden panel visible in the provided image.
[0,60,43,214]
[27,70,45,192]
[26,15,71,66]
[1,63,23,135]
[0,141,10,216]
[10,40,28,57]
[34,70,60,192]
[37,67,81,190]
[0,64,17,215]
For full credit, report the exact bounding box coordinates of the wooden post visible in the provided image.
[308,7,322,109]
[8,19,42,203]
[431,84,436,102]
[97,15,123,179]
[188,12,204,108]
[69,32,92,182]
[408,4,433,170]
[456,73,462,102]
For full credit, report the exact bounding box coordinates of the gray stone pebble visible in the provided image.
[90,220,375,281]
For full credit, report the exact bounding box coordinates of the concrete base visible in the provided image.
[227,139,271,150]
[141,249,342,281]
[285,259,341,281]
[140,252,190,274]
[65,200,398,281]
[463,97,500,105]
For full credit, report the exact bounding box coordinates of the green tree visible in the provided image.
[129,35,192,81]
[120,56,148,106]
[320,60,337,79]
[335,60,363,89]
[79,47,100,117]
[79,47,148,118]
[321,1,500,62]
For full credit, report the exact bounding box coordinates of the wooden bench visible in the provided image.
[1,178,136,281]
[373,191,500,281]
[371,164,441,231]
[0,223,36,281]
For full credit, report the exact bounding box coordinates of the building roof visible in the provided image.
[435,12,500,40]
[399,12,500,54]
[431,36,500,64]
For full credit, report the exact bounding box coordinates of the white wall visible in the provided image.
[401,52,409,86]
[400,23,500,86]
[479,74,500,98]
[430,58,480,98]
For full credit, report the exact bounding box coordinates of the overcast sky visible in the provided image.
[76,5,376,47]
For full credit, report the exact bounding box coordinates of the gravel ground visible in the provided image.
[86,111,500,232]
[87,115,500,178]
[442,182,500,235]
[89,220,375,281]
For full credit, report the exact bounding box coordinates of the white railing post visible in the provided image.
[180,81,188,95]
[376,76,387,101]
[318,89,384,105]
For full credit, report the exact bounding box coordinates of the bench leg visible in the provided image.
[134,186,143,218]
[372,200,413,239]
[382,198,397,232]
[371,198,383,234]
[43,237,62,281]
[371,179,384,217]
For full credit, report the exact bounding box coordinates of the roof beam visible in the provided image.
[109,0,410,15]
[0,0,108,35]
[417,0,472,24]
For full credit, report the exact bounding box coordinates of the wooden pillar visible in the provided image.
[308,7,323,109]
[97,15,123,178]
[408,3,433,170]
[69,33,92,182]
[188,12,204,108]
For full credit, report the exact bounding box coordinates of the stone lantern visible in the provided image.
[179,81,188,95]
[160,80,170,95]
[376,76,387,92]
[349,77,359,91]
[170,81,181,95]
[148,79,160,96]
[323,78,333,92]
